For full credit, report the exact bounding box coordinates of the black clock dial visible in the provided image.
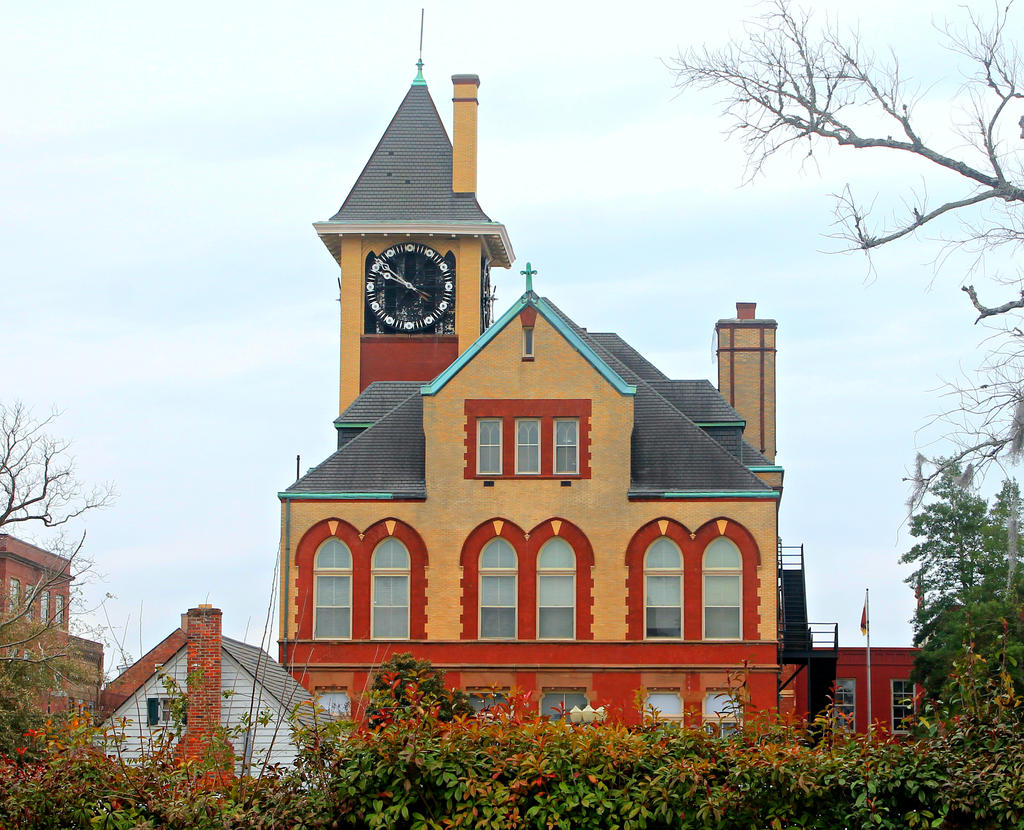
[364,243,455,334]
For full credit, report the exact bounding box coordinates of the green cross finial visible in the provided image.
[413,58,426,86]
[521,262,536,292]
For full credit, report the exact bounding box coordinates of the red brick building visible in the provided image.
[0,533,104,713]
[277,65,815,727]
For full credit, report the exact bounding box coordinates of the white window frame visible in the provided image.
[522,326,535,358]
[40,591,49,624]
[540,689,589,720]
[834,678,856,731]
[537,539,576,639]
[702,538,743,641]
[371,538,410,640]
[316,690,351,718]
[553,418,579,476]
[890,679,914,734]
[55,593,65,626]
[515,418,541,475]
[314,538,352,640]
[645,691,684,721]
[479,539,517,639]
[477,418,502,475]
[644,537,683,639]
[702,692,741,735]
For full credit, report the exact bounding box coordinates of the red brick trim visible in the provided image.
[362,519,430,640]
[527,518,595,641]
[463,399,592,479]
[624,518,762,641]
[691,519,762,640]
[294,519,363,640]
[458,519,529,640]
[624,518,693,640]
[294,518,429,641]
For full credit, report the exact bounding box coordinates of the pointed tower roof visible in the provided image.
[332,83,491,223]
[316,77,513,267]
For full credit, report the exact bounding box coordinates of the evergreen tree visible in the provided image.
[901,467,1024,700]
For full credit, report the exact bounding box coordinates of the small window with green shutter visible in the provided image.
[146,697,173,726]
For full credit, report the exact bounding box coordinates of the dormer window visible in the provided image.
[522,326,534,359]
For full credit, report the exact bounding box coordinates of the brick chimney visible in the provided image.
[716,302,778,463]
[181,604,222,763]
[451,74,479,193]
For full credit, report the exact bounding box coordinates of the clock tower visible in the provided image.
[314,67,514,413]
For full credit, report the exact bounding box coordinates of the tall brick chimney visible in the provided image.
[451,74,479,194]
[181,604,222,763]
[716,302,778,463]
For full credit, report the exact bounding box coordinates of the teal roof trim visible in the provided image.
[646,491,780,500]
[420,293,637,397]
[278,492,396,501]
[695,420,746,428]
[748,465,784,473]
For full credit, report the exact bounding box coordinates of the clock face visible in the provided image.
[365,243,455,334]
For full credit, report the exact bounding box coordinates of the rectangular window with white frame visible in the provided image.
[515,418,540,474]
[891,679,914,733]
[477,418,502,475]
[834,678,856,730]
[55,594,65,626]
[553,418,579,475]
[645,691,683,721]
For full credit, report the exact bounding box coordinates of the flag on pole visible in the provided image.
[860,595,869,636]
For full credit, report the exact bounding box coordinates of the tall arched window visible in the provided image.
[315,538,352,639]
[703,537,742,640]
[372,538,409,639]
[479,538,517,638]
[538,538,575,639]
[645,537,682,638]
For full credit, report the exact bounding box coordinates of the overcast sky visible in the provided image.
[3,0,1020,666]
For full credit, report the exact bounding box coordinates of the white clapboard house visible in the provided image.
[104,605,321,772]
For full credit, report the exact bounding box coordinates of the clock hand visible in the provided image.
[374,258,430,299]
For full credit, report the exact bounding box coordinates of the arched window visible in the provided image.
[538,538,575,639]
[645,537,682,638]
[480,538,517,639]
[314,538,352,639]
[703,537,742,640]
[372,538,409,639]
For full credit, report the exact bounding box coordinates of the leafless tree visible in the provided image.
[672,0,1024,511]
[0,401,113,670]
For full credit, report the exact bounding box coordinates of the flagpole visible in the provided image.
[865,588,872,737]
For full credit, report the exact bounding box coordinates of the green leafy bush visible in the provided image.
[3,658,1024,829]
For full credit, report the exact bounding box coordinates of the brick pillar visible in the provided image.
[716,302,778,463]
[181,604,222,763]
[451,74,480,194]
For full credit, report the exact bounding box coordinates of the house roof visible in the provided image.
[105,634,314,724]
[221,637,316,726]
[647,379,744,425]
[284,292,777,500]
[329,83,492,224]
[286,393,426,498]
[334,381,421,426]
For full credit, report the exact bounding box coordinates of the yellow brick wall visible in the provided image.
[283,310,779,644]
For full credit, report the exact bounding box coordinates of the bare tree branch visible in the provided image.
[672,0,1024,513]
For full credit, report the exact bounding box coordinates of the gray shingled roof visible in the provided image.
[331,84,492,223]
[335,381,421,426]
[588,333,668,382]
[222,637,316,726]
[740,441,773,467]
[647,379,743,424]
[288,394,426,497]
[541,300,771,496]
[291,296,773,498]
